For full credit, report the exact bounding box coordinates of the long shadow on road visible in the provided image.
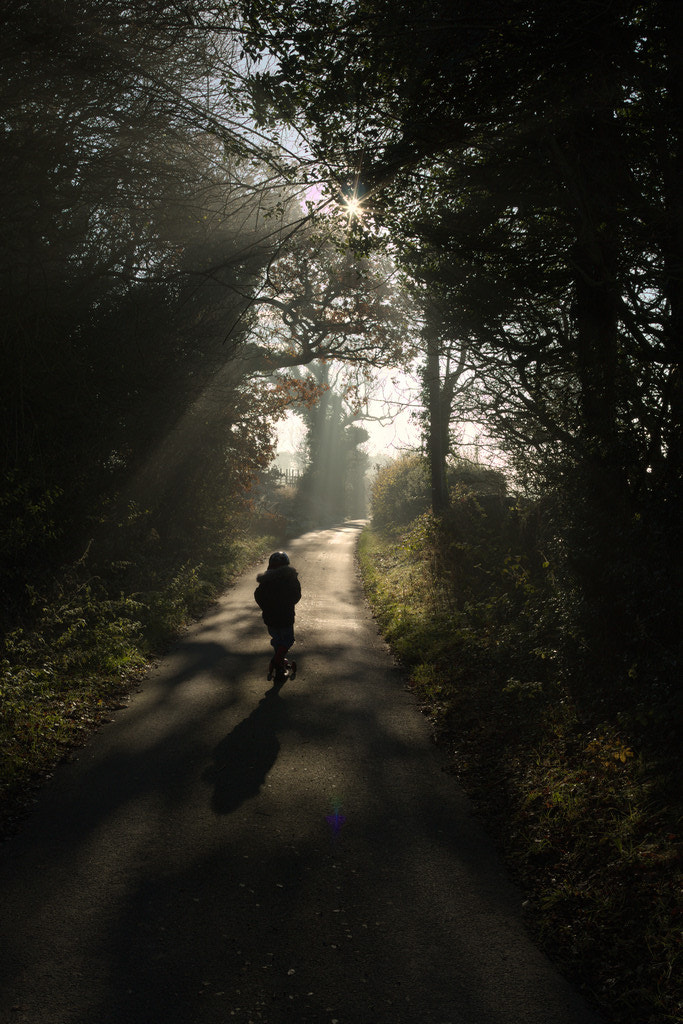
[204,681,287,815]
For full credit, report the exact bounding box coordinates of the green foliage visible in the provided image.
[370,455,430,529]
[0,576,150,814]
[0,477,64,558]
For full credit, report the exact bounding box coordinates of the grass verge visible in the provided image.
[0,529,278,836]
[358,523,681,1024]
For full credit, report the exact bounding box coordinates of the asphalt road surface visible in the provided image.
[0,522,602,1024]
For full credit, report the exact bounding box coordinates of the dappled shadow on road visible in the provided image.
[59,658,601,1024]
[202,635,419,823]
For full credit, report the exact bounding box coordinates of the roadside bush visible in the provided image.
[448,461,507,496]
[370,454,430,529]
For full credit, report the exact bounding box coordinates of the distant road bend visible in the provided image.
[0,521,602,1024]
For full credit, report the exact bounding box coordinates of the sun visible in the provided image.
[343,194,364,221]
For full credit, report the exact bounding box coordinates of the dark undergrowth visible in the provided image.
[359,522,681,1024]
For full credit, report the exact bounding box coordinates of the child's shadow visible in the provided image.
[204,682,287,815]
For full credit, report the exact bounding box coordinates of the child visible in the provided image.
[254,551,301,679]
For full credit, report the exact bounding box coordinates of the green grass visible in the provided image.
[0,530,278,832]
[358,523,682,1024]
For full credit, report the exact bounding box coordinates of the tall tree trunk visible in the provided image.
[567,70,628,508]
[424,326,449,513]
[558,69,634,677]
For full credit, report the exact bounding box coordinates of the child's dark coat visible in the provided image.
[254,565,301,627]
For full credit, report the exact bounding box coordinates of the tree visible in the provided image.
[0,1,314,616]
[234,219,416,375]
[411,295,471,513]
[294,363,371,522]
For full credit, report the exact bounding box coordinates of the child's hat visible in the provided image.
[268,551,290,568]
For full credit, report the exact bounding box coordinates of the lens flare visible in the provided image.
[325,802,347,836]
[343,195,363,220]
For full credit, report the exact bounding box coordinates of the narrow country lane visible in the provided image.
[0,523,601,1024]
